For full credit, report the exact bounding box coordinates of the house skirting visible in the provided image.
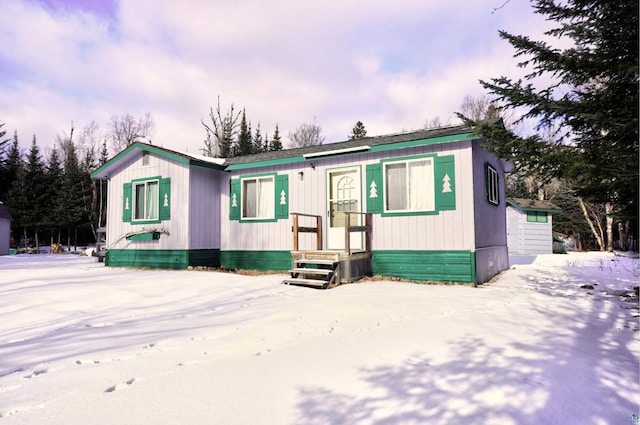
[106,249,221,269]
[474,246,509,284]
[372,250,477,283]
[221,250,291,271]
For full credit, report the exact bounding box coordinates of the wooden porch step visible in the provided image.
[294,259,338,266]
[282,278,332,288]
[289,267,333,276]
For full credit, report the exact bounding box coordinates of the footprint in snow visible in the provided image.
[24,369,48,379]
[104,378,136,393]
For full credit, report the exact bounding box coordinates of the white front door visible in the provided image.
[327,167,362,250]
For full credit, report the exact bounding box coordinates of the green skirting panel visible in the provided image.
[106,249,221,269]
[221,250,291,271]
[372,250,476,283]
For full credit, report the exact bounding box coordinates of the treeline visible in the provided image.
[0,124,106,251]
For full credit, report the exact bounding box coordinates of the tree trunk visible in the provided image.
[67,228,71,252]
[34,229,39,254]
[578,197,605,251]
[605,203,614,252]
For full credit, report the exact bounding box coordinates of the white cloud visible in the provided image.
[0,0,549,156]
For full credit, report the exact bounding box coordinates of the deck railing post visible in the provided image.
[344,212,351,254]
[316,215,323,250]
[365,213,372,252]
[293,213,299,251]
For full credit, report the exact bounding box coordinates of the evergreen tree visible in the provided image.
[23,136,48,251]
[8,160,28,250]
[270,124,283,151]
[252,123,264,154]
[46,146,64,244]
[96,140,109,228]
[349,121,367,140]
[236,110,253,156]
[0,122,10,193]
[1,131,21,203]
[464,0,638,224]
[60,140,86,250]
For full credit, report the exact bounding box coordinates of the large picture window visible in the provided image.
[384,158,434,213]
[133,180,159,221]
[242,176,275,219]
[485,164,499,206]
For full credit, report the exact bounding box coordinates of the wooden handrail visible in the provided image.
[291,212,323,251]
[343,212,373,254]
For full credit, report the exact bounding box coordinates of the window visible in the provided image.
[242,176,275,219]
[133,180,159,221]
[229,174,288,222]
[366,154,456,215]
[527,211,548,223]
[383,158,434,213]
[485,164,499,206]
[122,177,170,223]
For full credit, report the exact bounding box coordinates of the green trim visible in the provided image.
[221,250,291,271]
[126,232,161,241]
[369,133,475,153]
[91,142,225,179]
[226,156,305,171]
[230,172,289,223]
[372,153,456,217]
[372,250,476,283]
[526,211,549,223]
[105,249,221,269]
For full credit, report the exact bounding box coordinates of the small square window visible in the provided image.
[527,211,548,223]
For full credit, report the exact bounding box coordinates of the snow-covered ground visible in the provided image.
[0,252,638,424]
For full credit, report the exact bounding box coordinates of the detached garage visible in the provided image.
[0,202,11,255]
[507,198,561,255]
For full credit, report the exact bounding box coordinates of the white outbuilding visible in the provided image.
[507,198,561,255]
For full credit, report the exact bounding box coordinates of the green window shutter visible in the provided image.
[229,178,241,220]
[366,163,383,213]
[159,177,171,220]
[122,182,132,222]
[275,174,289,220]
[435,155,456,211]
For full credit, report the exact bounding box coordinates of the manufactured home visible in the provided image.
[91,122,510,285]
[507,198,561,255]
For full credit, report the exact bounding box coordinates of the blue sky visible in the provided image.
[0,0,548,156]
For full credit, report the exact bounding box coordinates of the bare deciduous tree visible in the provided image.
[288,117,325,148]
[109,112,154,154]
[424,116,444,129]
[201,97,241,158]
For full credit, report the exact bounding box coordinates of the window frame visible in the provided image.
[381,155,435,215]
[240,174,276,221]
[526,211,549,223]
[485,163,500,206]
[132,178,160,223]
